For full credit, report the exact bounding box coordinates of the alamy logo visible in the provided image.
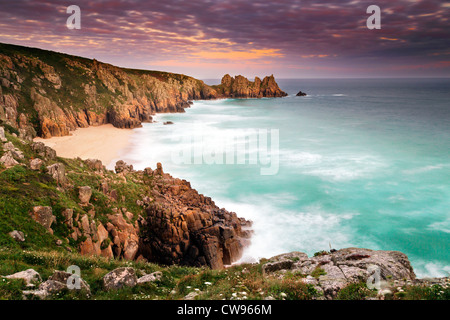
[170,124,280,175]
[366,264,381,290]
[66,265,81,290]
[66,5,81,30]
[367,5,381,29]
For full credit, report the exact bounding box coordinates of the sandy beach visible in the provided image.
[34,124,134,169]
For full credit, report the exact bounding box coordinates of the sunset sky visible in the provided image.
[0,0,449,79]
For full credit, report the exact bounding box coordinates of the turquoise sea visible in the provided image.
[117,78,450,278]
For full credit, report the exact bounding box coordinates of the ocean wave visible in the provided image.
[216,197,357,263]
[412,259,450,278]
[402,164,449,175]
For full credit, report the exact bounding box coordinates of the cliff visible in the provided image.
[213,74,287,98]
[0,43,286,139]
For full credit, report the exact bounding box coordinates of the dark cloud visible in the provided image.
[0,0,448,77]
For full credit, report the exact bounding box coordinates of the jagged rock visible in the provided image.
[296,91,307,96]
[139,170,252,269]
[263,248,417,300]
[61,209,73,227]
[2,142,24,160]
[39,279,67,293]
[106,212,140,260]
[0,126,6,142]
[115,160,133,174]
[137,271,163,284]
[184,291,202,300]
[85,159,103,171]
[0,151,19,167]
[30,206,56,234]
[46,163,66,185]
[31,142,56,160]
[155,162,163,176]
[30,158,43,170]
[163,121,174,125]
[4,269,42,287]
[215,74,287,98]
[24,271,91,299]
[48,271,91,294]
[103,267,137,291]
[262,260,295,275]
[8,230,25,242]
[78,186,92,204]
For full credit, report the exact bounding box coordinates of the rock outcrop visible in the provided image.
[29,206,56,234]
[137,163,252,269]
[262,248,416,299]
[213,74,287,98]
[103,267,137,291]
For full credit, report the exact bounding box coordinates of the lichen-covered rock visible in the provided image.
[78,186,92,204]
[0,151,19,167]
[4,269,42,287]
[102,267,137,291]
[31,142,56,160]
[29,206,56,234]
[29,158,43,170]
[46,163,66,185]
[0,126,6,141]
[137,271,162,284]
[263,248,417,300]
[8,230,25,242]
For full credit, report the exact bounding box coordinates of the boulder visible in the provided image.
[263,248,417,300]
[137,271,163,284]
[78,186,92,204]
[103,267,137,291]
[30,158,43,170]
[48,270,90,293]
[296,91,307,96]
[8,230,25,242]
[31,142,56,160]
[85,159,103,171]
[4,269,42,287]
[30,206,56,234]
[0,151,19,167]
[115,160,133,174]
[24,270,91,299]
[0,126,5,142]
[46,163,66,185]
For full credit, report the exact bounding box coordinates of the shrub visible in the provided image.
[336,282,377,300]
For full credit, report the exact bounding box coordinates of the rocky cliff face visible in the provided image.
[213,74,287,98]
[0,43,286,139]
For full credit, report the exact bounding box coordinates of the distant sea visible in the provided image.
[118,78,450,278]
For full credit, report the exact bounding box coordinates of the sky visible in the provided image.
[0,0,449,79]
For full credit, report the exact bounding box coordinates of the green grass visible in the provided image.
[336,282,377,300]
